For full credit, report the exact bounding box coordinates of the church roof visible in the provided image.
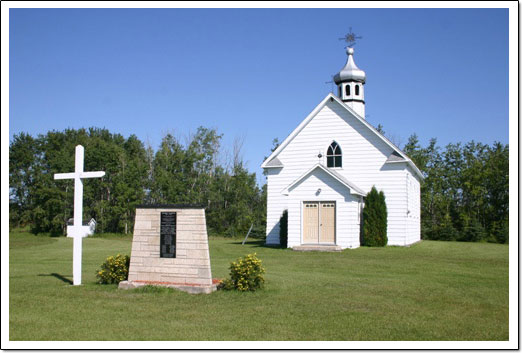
[264,157,284,168]
[261,93,424,180]
[385,151,406,163]
[282,163,365,196]
[333,47,366,84]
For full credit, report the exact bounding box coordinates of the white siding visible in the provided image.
[405,166,422,245]
[265,99,417,247]
[265,168,287,244]
[286,167,361,249]
[374,163,408,245]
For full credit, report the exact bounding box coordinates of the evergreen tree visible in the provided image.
[362,186,388,247]
[279,210,288,248]
[461,217,487,242]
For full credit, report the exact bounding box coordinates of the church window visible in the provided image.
[327,141,342,168]
[345,84,350,96]
[355,84,360,96]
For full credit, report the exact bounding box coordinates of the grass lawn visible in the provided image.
[9,229,508,341]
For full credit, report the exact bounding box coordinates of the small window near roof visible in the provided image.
[345,84,350,96]
[355,84,360,96]
[327,141,342,168]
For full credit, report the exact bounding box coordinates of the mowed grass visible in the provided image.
[9,229,508,341]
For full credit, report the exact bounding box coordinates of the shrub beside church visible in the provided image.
[362,187,388,247]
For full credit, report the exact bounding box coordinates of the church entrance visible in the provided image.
[303,201,336,244]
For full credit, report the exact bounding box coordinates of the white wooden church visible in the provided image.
[262,45,423,249]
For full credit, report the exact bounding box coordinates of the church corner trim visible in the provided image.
[281,163,366,197]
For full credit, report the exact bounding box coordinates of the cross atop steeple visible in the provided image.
[339,27,362,48]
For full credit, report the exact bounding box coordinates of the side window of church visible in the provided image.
[327,141,342,168]
[345,84,350,96]
[355,84,360,96]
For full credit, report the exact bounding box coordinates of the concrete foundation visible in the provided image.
[292,245,343,252]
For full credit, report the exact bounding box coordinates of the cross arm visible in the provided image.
[54,173,76,180]
[80,171,105,178]
[54,171,105,180]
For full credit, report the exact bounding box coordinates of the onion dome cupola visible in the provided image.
[334,47,366,118]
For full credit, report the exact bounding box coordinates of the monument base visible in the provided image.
[118,279,219,294]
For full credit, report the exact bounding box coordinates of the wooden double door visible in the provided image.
[303,201,336,244]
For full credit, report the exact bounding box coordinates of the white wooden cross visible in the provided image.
[54,145,105,285]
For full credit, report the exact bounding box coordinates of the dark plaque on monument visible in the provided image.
[160,212,176,258]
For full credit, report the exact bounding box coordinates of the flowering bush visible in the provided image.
[96,254,130,284]
[219,253,265,291]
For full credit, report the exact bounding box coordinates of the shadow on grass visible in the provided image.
[230,239,286,249]
[38,273,73,285]
[90,233,133,240]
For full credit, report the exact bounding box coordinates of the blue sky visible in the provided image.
[9,8,509,183]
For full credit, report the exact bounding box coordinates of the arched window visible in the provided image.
[345,84,350,96]
[327,141,342,168]
[355,84,360,96]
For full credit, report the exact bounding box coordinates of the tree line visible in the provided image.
[9,127,508,243]
[9,127,266,237]
[403,134,509,243]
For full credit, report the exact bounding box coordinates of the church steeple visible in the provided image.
[333,29,366,118]
[333,46,366,118]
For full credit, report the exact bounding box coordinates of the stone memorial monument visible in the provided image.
[119,205,217,294]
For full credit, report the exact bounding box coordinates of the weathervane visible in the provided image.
[325,75,335,93]
[339,27,362,47]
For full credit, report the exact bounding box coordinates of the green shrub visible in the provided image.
[421,214,459,241]
[461,217,487,242]
[219,253,265,291]
[279,210,288,248]
[218,278,235,290]
[434,213,458,241]
[96,254,130,284]
[490,219,509,244]
[438,222,458,241]
[362,186,388,247]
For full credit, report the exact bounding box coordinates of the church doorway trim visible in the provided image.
[302,201,336,245]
